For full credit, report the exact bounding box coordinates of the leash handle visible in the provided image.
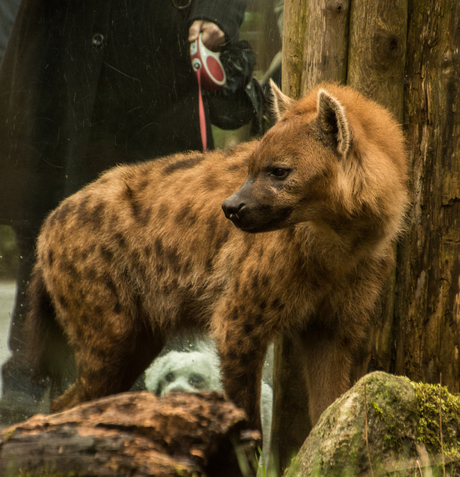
[196,67,207,152]
[190,33,226,153]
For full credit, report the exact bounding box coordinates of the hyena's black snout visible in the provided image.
[223,182,293,234]
[222,194,246,223]
[222,187,263,233]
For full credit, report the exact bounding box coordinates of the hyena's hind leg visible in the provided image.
[25,266,76,399]
[50,312,165,413]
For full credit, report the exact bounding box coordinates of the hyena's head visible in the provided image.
[222,81,355,233]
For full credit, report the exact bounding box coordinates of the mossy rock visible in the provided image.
[285,371,460,476]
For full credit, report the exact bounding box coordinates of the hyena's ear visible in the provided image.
[270,79,295,121]
[316,89,351,158]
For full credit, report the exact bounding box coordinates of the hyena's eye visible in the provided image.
[271,168,290,179]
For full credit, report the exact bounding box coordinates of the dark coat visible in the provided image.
[0,0,248,226]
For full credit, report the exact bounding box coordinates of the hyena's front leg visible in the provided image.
[213,307,271,431]
[297,319,367,426]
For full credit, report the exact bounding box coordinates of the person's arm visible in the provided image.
[188,0,249,47]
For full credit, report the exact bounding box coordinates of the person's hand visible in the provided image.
[189,20,225,50]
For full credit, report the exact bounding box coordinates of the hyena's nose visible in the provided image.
[222,196,245,221]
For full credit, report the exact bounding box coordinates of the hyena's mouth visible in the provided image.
[226,209,293,234]
[222,193,294,233]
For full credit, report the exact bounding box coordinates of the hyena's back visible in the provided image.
[28,143,255,411]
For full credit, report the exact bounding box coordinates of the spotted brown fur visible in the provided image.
[25,83,408,435]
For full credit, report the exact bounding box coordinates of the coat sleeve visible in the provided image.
[189,0,249,43]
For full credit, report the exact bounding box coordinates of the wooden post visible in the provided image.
[272,3,309,467]
[394,0,460,391]
[282,0,308,99]
[347,0,408,121]
[270,335,311,471]
[272,0,407,471]
[272,0,460,471]
[301,0,351,93]
[272,1,352,470]
[346,0,408,379]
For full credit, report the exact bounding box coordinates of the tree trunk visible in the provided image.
[270,335,311,469]
[345,0,408,382]
[347,0,408,121]
[394,0,460,391]
[272,1,352,467]
[281,0,308,99]
[272,0,460,471]
[300,0,350,92]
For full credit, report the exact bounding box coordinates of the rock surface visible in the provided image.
[285,371,460,476]
[0,391,260,477]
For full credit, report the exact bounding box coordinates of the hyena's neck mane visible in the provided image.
[294,199,395,273]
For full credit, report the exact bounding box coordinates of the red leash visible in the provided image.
[190,33,226,153]
[195,66,208,152]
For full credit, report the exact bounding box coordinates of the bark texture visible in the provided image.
[270,335,310,469]
[347,0,408,121]
[281,0,308,99]
[394,0,460,391]
[0,391,260,477]
[301,0,350,92]
[273,0,352,466]
[272,0,460,471]
[345,0,408,380]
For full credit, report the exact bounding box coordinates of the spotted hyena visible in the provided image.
[25,82,408,433]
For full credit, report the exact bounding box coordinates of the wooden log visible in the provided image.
[0,391,260,477]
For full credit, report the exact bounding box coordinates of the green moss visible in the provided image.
[284,374,460,476]
[409,380,460,473]
[371,400,383,417]
[369,396,411,455]
[283,455,301,477]
[2,427,16,442]
[410,381,459,451]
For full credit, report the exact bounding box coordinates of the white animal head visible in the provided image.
[144,350,223,396]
